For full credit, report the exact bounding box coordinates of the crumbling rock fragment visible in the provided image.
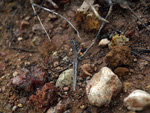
[76,0,101,31]
[105,46,131,69]
[9,66,47,92]
[108,33,129,49]
[29,82,57,109]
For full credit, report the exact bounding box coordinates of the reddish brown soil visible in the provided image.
[0,0,150,113]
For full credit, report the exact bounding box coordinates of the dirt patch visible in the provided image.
[0,0,150,113]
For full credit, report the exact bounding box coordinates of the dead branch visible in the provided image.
[131,51,150,62]
[79,4,113,59]
[8,47,37,53]
[32,3,81,39]
[47,0,59,9]
[71,37,78,91]
[37,55,49,69]
[30,0,51,42]
[58,63,72,73]
[127,5,150,32]
[85,0,109,23]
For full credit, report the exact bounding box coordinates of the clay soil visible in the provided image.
[0,0,150,113]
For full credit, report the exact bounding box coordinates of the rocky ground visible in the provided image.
[0,0,150,113]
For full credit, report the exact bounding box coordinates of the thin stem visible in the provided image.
[127,5,150,32]
[131,51,150,62]
[79,4,113,59]
[31,3,51,42]
[47,0,59,9]
[33,3,81,39]
[71,37,78,91]
[85,0,109,23]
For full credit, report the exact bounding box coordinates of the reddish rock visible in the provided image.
[28,83,57,109]
[10,65,47,92]
[125,29,135,37]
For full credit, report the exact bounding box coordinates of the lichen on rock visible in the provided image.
[76,0,102,31]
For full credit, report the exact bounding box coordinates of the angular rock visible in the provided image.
[29,82,57,109]
[56,69,73,87]
[76,0,101,31]
[9,66,47,92]
[86,67,122,107]
[105,46,131,69]
[124,90,150,111]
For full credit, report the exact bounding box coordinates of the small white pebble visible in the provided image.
[13,71,18,77]
[63,87,69,91]
[18,103,23,108]
[98,38,110,47]
[12,105,18,111]
[18,37,23,41]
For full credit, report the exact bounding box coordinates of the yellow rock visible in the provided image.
[18,103,23,108]
[31,36,41,48]
[146,85,150,89]
[108,33,129,49]
[133,58,138,62]
[123,82,130,92]
[76,0,101,31]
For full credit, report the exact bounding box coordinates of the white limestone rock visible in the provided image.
[86,67,122,107]
[124,90,150,111]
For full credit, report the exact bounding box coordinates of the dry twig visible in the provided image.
[108,0,150,32]
[131,51,150,62]
[37,55,49,69]
[85,0,109,23]
[127,5,150,32]
[8,47,37,53]
[30,0,51,42]
[71,37,78,91]
[79,4,113,59]
[47,0,59,9]
[32,3,81,39]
